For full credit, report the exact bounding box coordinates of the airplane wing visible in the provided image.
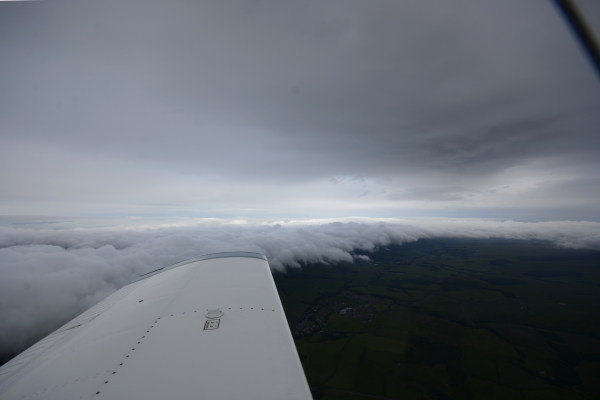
[0,252,313,400]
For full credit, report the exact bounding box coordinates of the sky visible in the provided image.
[1,0,600,364]
[0,0,599,220]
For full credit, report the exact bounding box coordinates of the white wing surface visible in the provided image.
[0,252,313,400]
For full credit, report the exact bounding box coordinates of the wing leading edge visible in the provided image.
[0,252,313,400]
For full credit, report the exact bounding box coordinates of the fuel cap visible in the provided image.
[205,308,224,319]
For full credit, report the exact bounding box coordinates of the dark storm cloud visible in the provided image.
[0,0,599,216]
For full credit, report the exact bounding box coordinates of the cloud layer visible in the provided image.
[1,0,599,218]
[1,217,599,362]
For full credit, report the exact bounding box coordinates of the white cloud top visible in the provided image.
[1,217,599,360]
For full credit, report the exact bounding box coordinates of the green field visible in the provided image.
[273,238,600,399]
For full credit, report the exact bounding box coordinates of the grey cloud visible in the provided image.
[0,0,599,218]
[2,1,598,179]
[388,186,470,202]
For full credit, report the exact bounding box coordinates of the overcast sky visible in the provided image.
[1,0,599,220]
